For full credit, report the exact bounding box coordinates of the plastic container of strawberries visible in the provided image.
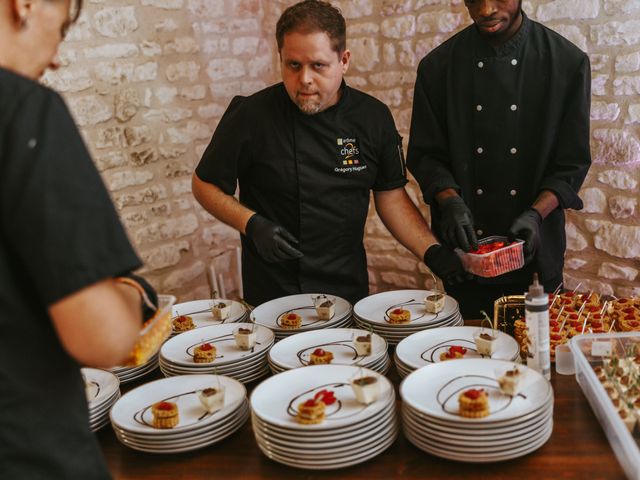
[458,236,525,278]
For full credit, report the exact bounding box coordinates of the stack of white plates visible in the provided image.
[171,299,247,336]
[109,352,159,384]
[401,359,553,462]
[250,365,398,470]
[353,290,463,345]
[268,328,390,374]
[110,375,248,453]
[394,326,520,378]
[158,323,274,384]
[251,294,353,341]
[82,368,120,432]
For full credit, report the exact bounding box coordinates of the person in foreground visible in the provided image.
[193,0,464,307]
[407,0,591,317]
[0,0,156,478]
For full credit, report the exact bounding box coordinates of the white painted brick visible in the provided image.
[43,68,92,93]
[166,61,200,82]
[537,0,599,21]
[581,188,607,213]
[552,25,587,52]
[105,170,154,191]
[591,20,640,47]
[114,185,167,209]
[154,86,177,105]
[162,261,205,292]
[165,37,200,54]
[187,0,225,17]
[592,129,640,166]
[337,0,374,18]
[85,43,139,59]
[566,222,588,251]
[232,37,260,56]
[68,95,112,126]
[597,170,638,190]
[598,262,638,281]
[94,6,138,38]
[604,0,640,15]
[140,41,162,57]
[180,85,207,101]
[350,38,380,72]
[628,104,640,124]
[140,241,190,270]
[135,214,199,244]
[141,0,183,9]
[609,196,637,219]
[206,58,246,80]
[381,15,416,39]
[615,52,640,73]
[591,101,620,122]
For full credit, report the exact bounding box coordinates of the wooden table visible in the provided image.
[99,363,627,479]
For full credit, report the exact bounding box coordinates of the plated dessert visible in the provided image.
[211,301,231,321]
[388,308,411,324]
[497,367,522,396]
[280,312,302,329]
[194,343,216,363]
[439,345,467,361]
[314,295,336,320]
[309,348,334,365]
[197,387,225,414]
[458,388,490,418]
[351,375,379,405]
[234,327,257,350]
[172,315,195,332]
[424,293,445,314]
[354,333,372,356]
[152,401,179,429]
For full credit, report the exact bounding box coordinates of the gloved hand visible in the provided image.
[423,244,467,285]
[508,208,542,265]
[245,214,303,263]
[438,195,478,252]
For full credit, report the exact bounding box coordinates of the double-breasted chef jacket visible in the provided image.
[196,82,407,306]
[407,12,591,288]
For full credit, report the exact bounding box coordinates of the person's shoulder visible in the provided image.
[346,86,393,116]
[0,68,64,118]
[531,19,588,60]
[418,24,475,71]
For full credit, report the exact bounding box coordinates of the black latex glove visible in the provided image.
[423,244,466,284]
[245,214,303,263]
[438,195,478,252]
[508,208,542,265]
[122,273,158,322]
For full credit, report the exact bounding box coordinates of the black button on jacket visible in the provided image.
[197,82,407,306]
[407,13,591,286]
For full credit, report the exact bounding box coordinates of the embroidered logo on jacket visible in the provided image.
[335,137,367,173]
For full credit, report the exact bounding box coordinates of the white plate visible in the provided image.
[268,328,386,369]
[110,375,246,435]
[353,290,459,327]
[405,420,552,462]
[395,327,519,370]
[82,368,120,409]
[256,427,398,469]
[250,365,393,431]
[159,362,271,384]
[400,359,552,424]
[114,407,250,453]
[172,299,247,331]
[402,408,552,449]
[251,294,352,332]
[251,396,396,440]
[160,323,273,367]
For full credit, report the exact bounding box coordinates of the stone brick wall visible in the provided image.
[50,0,640,301]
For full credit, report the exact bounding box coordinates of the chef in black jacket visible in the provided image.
[193,0,464,307]
[407,0,591,317]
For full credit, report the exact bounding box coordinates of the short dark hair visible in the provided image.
[276,0,346,54]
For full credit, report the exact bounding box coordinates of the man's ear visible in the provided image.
[13,0,35,27]
[340,49,351,74]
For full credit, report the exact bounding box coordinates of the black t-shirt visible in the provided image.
[196,82,407,306]
[0,68,141,479]
[407,12,591,288]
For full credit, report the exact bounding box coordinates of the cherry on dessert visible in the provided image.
[199,343,213,351]
[156,402,174,410]
[392,308,403,314]
[312,348,325,356]
[303,399,318,407]
[463,389,483,400]
[287,313,298,320]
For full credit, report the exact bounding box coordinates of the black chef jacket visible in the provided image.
[407,12,591,288]
[196,82,407,306]
[0,67,140,479]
